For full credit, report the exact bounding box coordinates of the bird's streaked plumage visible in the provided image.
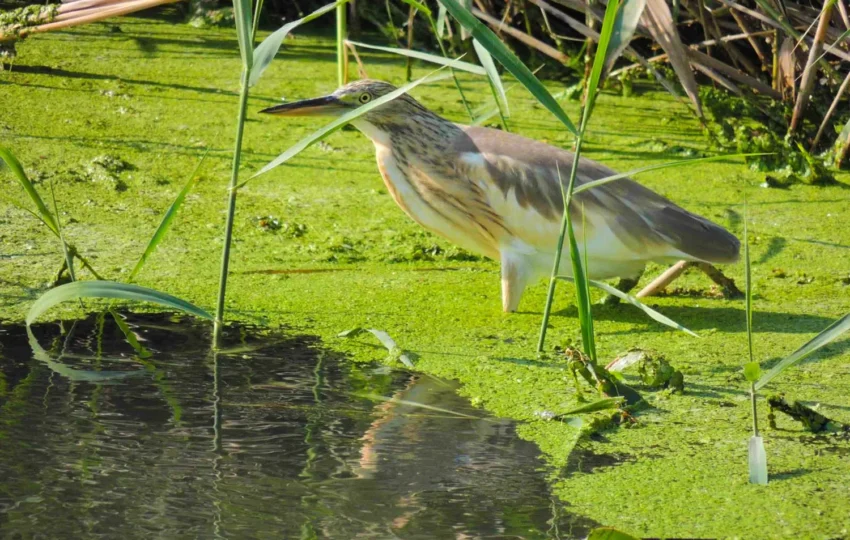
[261,80,740,312]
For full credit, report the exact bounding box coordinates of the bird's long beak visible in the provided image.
[259,95,347,117]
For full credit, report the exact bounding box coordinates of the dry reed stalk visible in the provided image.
[812,71,850,150]
[790,0,836,134]
[473,6,571,63]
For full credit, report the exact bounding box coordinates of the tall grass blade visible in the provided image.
[744,203,753,365]
[128,153,206,282]
[557,277,698,336]
[27,281,213,326]
[250,69,452,181]
[754,313,850,391]
[346,40,486,74]
[436,0,578,135]
[250,0,346,87]
[472,38,509,116]
[642,0,703,116]
[573,153,769,195]
[0,146,59,234]
[232,0,254,69]
[48,182,78,290]
[582,0,622,125]
[605,0,648,74]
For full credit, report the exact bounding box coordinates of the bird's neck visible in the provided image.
[351,110,463,158]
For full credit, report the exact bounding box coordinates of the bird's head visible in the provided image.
[259,79,427,124]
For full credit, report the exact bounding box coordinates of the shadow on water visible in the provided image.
[0,312,597,538]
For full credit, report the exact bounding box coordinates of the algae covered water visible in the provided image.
[0,313,592,538]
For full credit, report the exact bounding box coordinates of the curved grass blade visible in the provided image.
[129,153,206,282]
[250,0,347,87]
[249,69,452,182]
[755,313,850,391]
[345,40,486,74]
[436,0,577,135]
[339,327,414,368]
[556,276,699,337]
[0,146,59,234]
[27,281,213,326]
[573,153,770,195]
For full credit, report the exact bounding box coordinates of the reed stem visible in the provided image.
[537,135,584,352]
[214,67,251,344]
[337,2,347,86]
[750,383,759,437]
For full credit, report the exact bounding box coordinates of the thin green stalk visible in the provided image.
[750,383,759,436]
[251,0,264,41]
[537,136,584,352]
[49,181,76,284]
[485,78,509,131]
[337,2,347,86]
[214,67,251,344]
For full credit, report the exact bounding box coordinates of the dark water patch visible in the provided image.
[564,444,634,477]
[0,313,596,538]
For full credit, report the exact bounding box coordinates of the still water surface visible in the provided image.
[0,313,593,538]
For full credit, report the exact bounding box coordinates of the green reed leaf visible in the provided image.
[27,281,213,326]
[558,277,699,337]
[573,153,770,195]
[0,146,59,234]
[232,0,255,69]
[755,313,850,390]
[129,153,206,282]
[250,0,346,87]
[346,40,486,74]
[436,0,577,135]
[581,0,622,129]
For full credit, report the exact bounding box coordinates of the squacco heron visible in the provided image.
[261,80,739,312]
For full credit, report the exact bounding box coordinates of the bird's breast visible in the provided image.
[373,145,501,260]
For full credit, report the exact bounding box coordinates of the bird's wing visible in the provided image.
[451,126,740,264]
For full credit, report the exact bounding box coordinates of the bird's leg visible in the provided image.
[500,252,529,312]
[599,268,645,306]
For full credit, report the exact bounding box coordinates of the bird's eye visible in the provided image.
[359,93,371,104]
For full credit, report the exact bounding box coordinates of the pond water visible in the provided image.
[0,313,595,538]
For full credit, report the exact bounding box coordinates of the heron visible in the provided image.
[260,79,740,312]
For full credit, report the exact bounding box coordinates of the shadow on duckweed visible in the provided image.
[0,312,597,538]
